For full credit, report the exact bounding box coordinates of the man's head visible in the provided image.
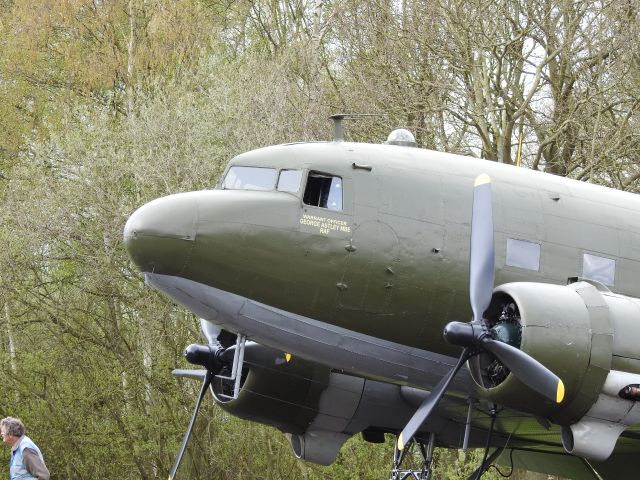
[0,417,25,447]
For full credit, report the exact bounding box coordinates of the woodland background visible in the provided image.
[0,0,638,478]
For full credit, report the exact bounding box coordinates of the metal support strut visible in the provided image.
[216,334,246,400]
[390,432,435,480]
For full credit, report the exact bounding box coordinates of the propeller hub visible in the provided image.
[184,344,223,372]
[443,321,476,347]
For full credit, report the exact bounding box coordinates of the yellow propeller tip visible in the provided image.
[557,380,565,403]
[397,433,405,451]
[474,174,491,187]
[285,353,292,363]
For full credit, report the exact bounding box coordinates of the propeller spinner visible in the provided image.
[397,174,564,451]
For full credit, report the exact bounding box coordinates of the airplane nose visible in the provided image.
[123,193,198,275]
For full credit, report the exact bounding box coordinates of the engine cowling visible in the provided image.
[469,280,613,424]
[469,279,640,460]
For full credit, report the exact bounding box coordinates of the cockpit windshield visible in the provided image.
[223,166,342,210]
[277,170,303,193]
[223,166,278,191]
[223,166,305,194]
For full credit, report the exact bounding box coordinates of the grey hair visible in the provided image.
[0,417,25,437]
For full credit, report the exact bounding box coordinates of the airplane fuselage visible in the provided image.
[124,140,640,476]
[141,142,639,346]
[126,141,640,370]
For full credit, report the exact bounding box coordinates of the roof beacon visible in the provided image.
[385,129,416,147]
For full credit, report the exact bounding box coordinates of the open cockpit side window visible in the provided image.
[303,171,343,211]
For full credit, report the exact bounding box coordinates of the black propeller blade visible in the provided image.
[481,337,564,403]
[397,174,564,451]
[168,370,214,480]
[397,348,472,450]
[169,321,225,479]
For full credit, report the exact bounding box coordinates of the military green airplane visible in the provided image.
[124,124,640,480]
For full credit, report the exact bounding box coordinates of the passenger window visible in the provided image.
[277,170,303,193]
[303,172,343,211]
[223,166,277,191]
[506,238,540,271]
[583,253,615,286]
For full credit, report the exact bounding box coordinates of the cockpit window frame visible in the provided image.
[222,165,278,191]
[276,169,304,193]
[219,165,350,214]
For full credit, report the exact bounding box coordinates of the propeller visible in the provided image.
[168,369,215,480]
[168,320,226,480]
[397,174,564,451]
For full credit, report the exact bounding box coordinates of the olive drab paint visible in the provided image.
[125,137,640,480]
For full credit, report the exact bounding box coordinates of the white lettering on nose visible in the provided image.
[299,214,352,236]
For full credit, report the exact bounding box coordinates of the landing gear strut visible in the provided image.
[390,432,435,480]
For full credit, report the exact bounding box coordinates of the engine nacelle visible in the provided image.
[211,347,331,437]
[469,279,640,460]
[468,280,614,423]
[210,342,498,464]
[210,343,425,465]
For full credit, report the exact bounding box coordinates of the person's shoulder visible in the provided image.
[18,437,38,451]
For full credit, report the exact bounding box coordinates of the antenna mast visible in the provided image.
[329,113,388,142]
